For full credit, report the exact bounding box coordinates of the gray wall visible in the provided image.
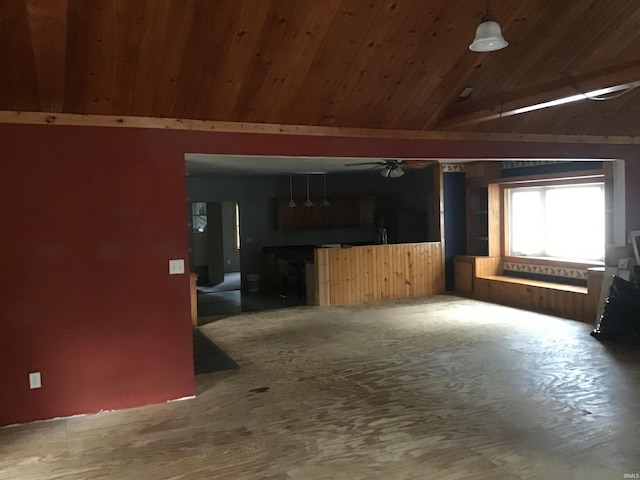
[206,202,225,285]
[186,168,436,285]
[192,231,207,267]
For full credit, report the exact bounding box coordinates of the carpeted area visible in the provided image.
[192,327,239,375]
[196,272,241,293]
[196,272,305,320]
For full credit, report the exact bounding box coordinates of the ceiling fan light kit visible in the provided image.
[469,1,508,52]
[379,165,405,178]
[344,159,433,178]
[389,166,405,178]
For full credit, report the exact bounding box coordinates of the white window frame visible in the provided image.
[506,182,605,262]
[234,202,240,251]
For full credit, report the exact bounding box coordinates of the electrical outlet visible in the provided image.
[29,372,41,389]
[169,259,185,275]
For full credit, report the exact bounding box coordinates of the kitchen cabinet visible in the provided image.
[275,196,374,230]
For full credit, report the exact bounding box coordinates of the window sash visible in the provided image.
[234,202,241,250]
[507,183,604,261]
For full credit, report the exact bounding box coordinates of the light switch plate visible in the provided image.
[169,259,185,275]
[29,372,41,389]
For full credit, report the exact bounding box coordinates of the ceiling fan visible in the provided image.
[344,159,436,178]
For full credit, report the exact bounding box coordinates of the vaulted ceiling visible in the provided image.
[2,0,640,137]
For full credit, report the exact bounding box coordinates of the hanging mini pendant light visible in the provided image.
[304,175,314,207]
[288,174,297,208]
[469,0,508,52]
[321,174,330,207]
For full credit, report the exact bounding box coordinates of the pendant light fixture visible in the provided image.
[303,175,314,207]
[287,174,297,208]
[321,174,330,207]
[469,0,508,52]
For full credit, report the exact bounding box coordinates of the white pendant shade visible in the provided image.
[469,19,508,52]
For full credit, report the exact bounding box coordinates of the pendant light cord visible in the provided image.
[289,175,294,201]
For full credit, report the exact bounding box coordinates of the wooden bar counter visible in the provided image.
[312,242,444,306]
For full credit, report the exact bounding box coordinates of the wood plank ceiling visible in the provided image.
[1,0,640,136]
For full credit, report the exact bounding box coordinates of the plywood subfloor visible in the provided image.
[2,296,639,479]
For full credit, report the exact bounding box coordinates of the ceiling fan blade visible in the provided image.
[344,162,386,167]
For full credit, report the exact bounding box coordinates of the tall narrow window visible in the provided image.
[234,202,240,250]
[192,202,207,232]
[508,183,604,262]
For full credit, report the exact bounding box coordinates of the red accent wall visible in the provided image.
[0,125,195,426]
[0,122,638,426]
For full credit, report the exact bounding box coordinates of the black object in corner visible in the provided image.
[591,276,640,345]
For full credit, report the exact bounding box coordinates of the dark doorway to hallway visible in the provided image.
[196,272,305,325]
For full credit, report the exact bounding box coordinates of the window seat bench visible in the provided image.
[454,256,603,323]
[479,275,588,294]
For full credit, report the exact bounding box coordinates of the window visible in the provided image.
[192,202,207,232]
[507,183,604,262]
[234,202,240,250]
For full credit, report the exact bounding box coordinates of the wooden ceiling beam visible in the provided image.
[438,59,640,129]
[2,110,640,146]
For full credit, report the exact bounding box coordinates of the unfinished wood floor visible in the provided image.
[2,296,639,479]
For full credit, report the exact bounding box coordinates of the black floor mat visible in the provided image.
[192,327,239,375]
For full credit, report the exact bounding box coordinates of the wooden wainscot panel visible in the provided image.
[474,256,502,277]
[454,256,474,294]
[454,255,501,296]
[314,248,331,306]
[314,243,444,306]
